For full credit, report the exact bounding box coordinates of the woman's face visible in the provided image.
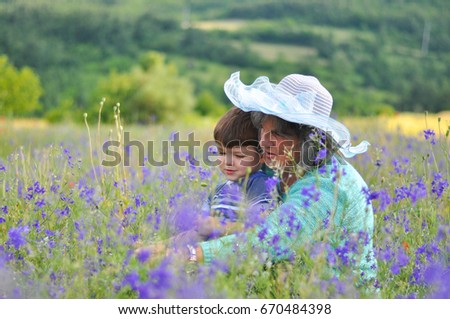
[259,116,301,170]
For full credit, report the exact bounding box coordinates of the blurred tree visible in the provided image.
[1,0,450,116]
[194,90,227,117]
[0,55,43,117]
[44,98,79,123]
[91,51,195,123]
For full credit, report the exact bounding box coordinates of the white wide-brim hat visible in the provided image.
[224,71,369,158]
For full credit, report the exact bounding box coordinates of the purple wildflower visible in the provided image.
[208,145,218,155]
[436,226,446,243]
[45,229,55,237]
[63,148,74,168]
[423,263,450,298]
[33,181,45,194]
[168,131,177,141]
[57,206,70,217]
[392,158,407,174]
[394,180,427,205]
[390,264,402,276]
[395,247,410,270]
[378,245,394,262]
[123,206,137,216]
[198,167,212,181]
[265,176,279,193]
[409,179,427,205]
[257,227,268,241]
[377,189,391,211]
[423,129,436,144]
[330,157,340,182]
[32,219,40,231]
[318,164,328,174]
[79,186,97,207]
[375,159,383,167]
[326,244,337,266]
[171,198,202,232]
[7,225,30,249]
[409,265,422,285]
[126,234,138,245]
[123,271,140,290]
[335,244,351,266]
[431,173,449,199]
[136,249,151,263]
[185,153,198,168]
[300,184,321,207]
[244,204,266,228]
[394,185,409,202]
[322,210,331,229]
[176,278,208,299]
[271,234,280,246]
[0,163,5,171]
[35,199,46,208]
[139,259,174,298]
[97,238,103,255]
[134,194,147,208]
[25,186,34,200]
[154,210,162,231]
[315,148,327,163]
[158,168,172,183]
[1,205,8,214]
[404,219,411,233]
[17,179,23,198]
[60,193,75,205]
[141,165,151,184]
[362,187,379,206]
[74,221,85,240]
[278,204,301,234]
[50,184,60,193]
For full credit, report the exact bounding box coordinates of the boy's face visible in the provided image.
[217,145,262,182]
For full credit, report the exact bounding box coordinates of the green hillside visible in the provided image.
[1,0,449,121]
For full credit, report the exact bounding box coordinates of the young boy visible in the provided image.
[196,106,275,239]
[136,107,275,256]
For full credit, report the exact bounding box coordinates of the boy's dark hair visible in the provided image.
[214,107,259,148]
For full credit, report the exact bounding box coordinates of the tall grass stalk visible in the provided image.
[97,98,106,190]
[84,112,100,189]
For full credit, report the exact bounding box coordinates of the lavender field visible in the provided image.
[0,111,448,299]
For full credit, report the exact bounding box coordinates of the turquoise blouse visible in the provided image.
[199,156,377,281]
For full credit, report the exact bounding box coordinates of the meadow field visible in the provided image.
[0,111,448,298]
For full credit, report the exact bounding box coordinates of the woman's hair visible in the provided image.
[214,107,259,148]
[250,112,339,170]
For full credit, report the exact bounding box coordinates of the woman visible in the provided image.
[143,71,377,285]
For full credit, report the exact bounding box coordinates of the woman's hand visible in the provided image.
[196,216,244,238]
[134,230,201,263]
[196,216,221,237]
[134,241,168,263]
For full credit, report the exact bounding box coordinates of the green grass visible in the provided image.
[0,113,448,298]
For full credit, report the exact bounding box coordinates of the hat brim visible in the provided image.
[224,71,369,158]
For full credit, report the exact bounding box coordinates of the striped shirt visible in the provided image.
[205,170,275,222]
